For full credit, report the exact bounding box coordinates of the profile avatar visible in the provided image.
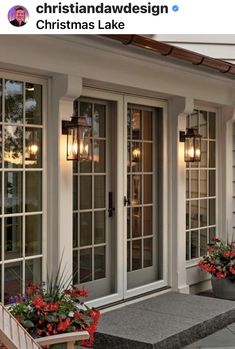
[9,6,28,27]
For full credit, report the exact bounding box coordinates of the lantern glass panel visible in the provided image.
[78,126,90,160]
[184,137,194,162]
[67,127,78,161]
[194,137,201,162]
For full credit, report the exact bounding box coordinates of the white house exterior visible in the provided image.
[0,34,235,308]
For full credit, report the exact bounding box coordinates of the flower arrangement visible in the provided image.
[198,237,235,281]
[8,281,100,348]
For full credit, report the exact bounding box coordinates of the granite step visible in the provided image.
[94,292,235,349]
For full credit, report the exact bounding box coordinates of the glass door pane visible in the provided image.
[127,104,159,290]
[73,99,114,300]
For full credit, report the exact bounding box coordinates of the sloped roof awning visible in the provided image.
[103,34,235,77]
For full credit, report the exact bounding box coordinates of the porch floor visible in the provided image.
[94,291,235,349]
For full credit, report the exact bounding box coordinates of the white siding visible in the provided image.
[153,35,235,63]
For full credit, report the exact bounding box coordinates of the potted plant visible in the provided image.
[8,281,100,348]
[198,237,235,300]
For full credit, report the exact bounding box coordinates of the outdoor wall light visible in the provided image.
[62,114,91,161]
[179,128,201,162]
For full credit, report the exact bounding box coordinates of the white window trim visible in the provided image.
[0,70,48,299]
[186,105,219,269]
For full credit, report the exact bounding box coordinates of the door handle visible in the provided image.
[108,192,115,217]
[124,196,130,206]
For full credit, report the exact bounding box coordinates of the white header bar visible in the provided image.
[1,0,234,34]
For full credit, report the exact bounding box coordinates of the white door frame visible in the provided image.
[81,88,169,307]
[123,96,168,298]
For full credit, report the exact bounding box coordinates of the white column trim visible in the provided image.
[48,74,82,281]
[169,96,194,294]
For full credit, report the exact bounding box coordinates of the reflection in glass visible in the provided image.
[144,143,152,172]
[186,232,189,260]
[132,207,142,237]
[199,111,207,138]
[132,239,142,270]
[209,112,216,139]
[94,140,105,173]
[80,212,92,246]
[95,211,105,244]
[94,104,105,138]
[144,175,152,204]
[186,202,189,230]
[94,176,105,208]
[200,140,207,168]
[73,176,78,210]
[4,172,22,214]
[25,83,42,125]
[127,208,131,239]
[144,238,152,268]
[0,173,1,214]
[4,126,23,168]
[80,102,92,135]
[200,229,207,256]
[80,176,92,209]
[191,230,198,259]
[4,216,22,260]
[5,80,23,123]
[127,142,131,172]
[143,111,152,140]
[200,199,207,227]
[26,172,42,212]
[132,175,141,205]
[191,200,198,229]
[73,213,78,248]
[0,126,2,167]
[80,248,92,283]
[25,215,42,256]
[4,262,22,303]
[0,79,2,121]
[200,170,207,197]
[209,170,216,197]
[131,109,141,140]
[127,241,130,272]
[191,171,198,198]
[144,207,152,236]
[209,227,216,242]
[186,171,189,199]
[25,128,42,168]
[209,141,216,168]
[94,246,105,280]
[132,142,141,172]
[209,199,216,226]
[25,258,42,285]
[73,251,78,285]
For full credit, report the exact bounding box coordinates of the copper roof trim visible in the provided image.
[102,34,235,77]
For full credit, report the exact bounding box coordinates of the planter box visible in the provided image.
[211,276,235,300]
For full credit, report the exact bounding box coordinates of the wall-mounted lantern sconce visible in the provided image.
[179,128,201,162]
[62,114,91,161]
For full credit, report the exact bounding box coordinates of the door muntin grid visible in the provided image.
[0,78,44,303]
[127,105,155,274]
[73,100,108,288]
[186,109,216,261]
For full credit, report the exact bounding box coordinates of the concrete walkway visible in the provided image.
[94,292,235,349]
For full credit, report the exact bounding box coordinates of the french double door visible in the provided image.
[72,93,167,303]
